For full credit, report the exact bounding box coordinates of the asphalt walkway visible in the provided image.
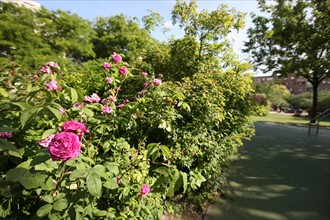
[205,122,330,220]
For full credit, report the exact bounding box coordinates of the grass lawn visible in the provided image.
[252,113,330,127]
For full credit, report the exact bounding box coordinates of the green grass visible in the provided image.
[252,113,330,127]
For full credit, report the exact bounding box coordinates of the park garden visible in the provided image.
[0,0,329,219]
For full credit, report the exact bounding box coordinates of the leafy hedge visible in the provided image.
[0,54,255,219]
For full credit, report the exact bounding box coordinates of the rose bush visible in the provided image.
[0,51,256,218]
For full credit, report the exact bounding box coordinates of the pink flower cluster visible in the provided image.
[103,62,111,71]
[0,132,12,139]
[117,99,129,109]
[39,121,87,162]
[153,79,162,86]
[119,67,127,76]
[105,77,113,84]
[39,61,60,74]
[111,52,122,63]
[84,93,101,103]
[45,80,61,91]
[102,106,113,114]
[141,184,150,196]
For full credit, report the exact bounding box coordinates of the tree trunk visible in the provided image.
[311,78,319,123]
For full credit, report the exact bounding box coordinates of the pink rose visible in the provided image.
[139,89,147,96]
[143,82,151,88]
[153,79,162,86]
[119,67,127,75]
[141,184,150,196]
[105,77,113,84]
[61,120,87,138]
[45,80,61,90]
[103,62,111,71]
[46,61,60,69]
[48,132,81,161]
[0,132,12,139]
[141,72,148,77]
[73,103,84,108]
[39,65,52,74]
[59,107,65,115]
[109,95,117,103]
[84,93,100,103]
[102,106,113,114]
[113,54,122,63]
[39,134,55,148]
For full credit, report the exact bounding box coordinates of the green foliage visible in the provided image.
[164,0,246,81]
[288,90,330,112]
[0,1,258,217]
[256,82,290,107]
[245,0,330,118]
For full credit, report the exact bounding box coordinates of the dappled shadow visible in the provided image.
[205,122,330,220]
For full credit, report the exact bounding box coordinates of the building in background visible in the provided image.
[254,75,330,95]
[0,0,41,10]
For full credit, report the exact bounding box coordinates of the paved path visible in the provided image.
[205,122,330,220]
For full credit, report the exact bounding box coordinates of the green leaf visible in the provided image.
[53,198,68,211]
[95,210,107,217]
[20,106,42,128]
[103,178,118,189]
[106,162,119,176]
[151,176,166,190]
[41,129,57,139]
[47,106,62,121]
[0,127,16,133]
[70,169,87,180]
[86,172,102,198]
[160,145,171,158]
[42,195,54,204]
[181,172,188,193]
[11,102,29,111]
[37,204,52,217]
[70,87,78,103]
[82,107,94,117]
[92,165,106,178]
[0,139,18,152]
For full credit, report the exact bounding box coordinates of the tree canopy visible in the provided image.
[244,0,330,118]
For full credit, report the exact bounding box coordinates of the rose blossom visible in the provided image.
[0,132,12,139]
[141,184,150,196]
[153,79,162,86]
[109,95,117,103]
[39,65,52,74]
[39,134,55,148]
[61,120,87,138]
[45,80,61,90]
[103,62,111,71]
[105,77,113,84]
[143,82,151,88]
[102,106,113,114]
[101,99,108,105]
[113,54,122,63]
[118,67,127,75]
[139,89,147,96]
[59,107,65,115]
[141,72,148,77]
[73,103,84,108]
[48,132,81,161]
[46,61,60,69]
[84,93,100,103]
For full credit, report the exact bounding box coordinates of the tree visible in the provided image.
[38,9,96,62]
[244,0,330,120]
[256,82,290,107]
[164,0,246,81]
[0,2,54,69]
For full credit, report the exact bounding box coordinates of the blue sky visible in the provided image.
[37,0,262,56]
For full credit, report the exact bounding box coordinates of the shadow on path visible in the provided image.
[205,122,330,220]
